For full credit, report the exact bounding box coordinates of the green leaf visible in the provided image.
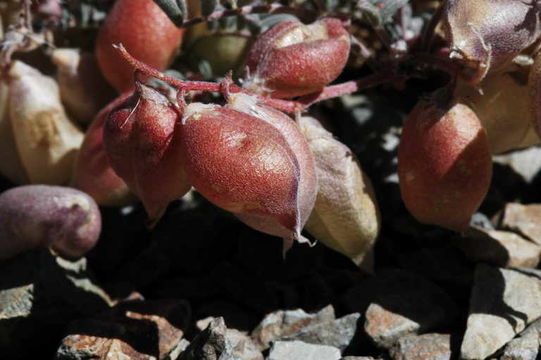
[153,0,187,26]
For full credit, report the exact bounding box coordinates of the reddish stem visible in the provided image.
[114,44,392,113]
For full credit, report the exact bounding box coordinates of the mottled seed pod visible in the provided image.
[179,102,315,251]
[0,185,101,260]
[71,94,134,207]
[95,0,184,92]
[398,93,492,231]
[456,71,540,154]
[7,60,84,185]
[443,0,541,84]
[226,93,317,250]
[104,83,190,225]
[299,116,380,270]
[244,17,351,98]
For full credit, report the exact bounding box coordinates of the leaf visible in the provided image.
[201,0,219,16]
[153,0,187,26]
[356,0,409,25]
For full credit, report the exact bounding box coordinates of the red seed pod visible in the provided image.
[443,0,541,84]
[226,93,317,247]
[398,93,492,231]
[104,83,190,225]
[179,102,311,250]
[244,17,351,98]
[71,94,134,207]
[95,0,184,93]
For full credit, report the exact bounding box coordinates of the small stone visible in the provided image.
[343,270,457,349]
[460,265,541,360]
[56,299,190,360]
[501,331,539,360]
[283,313,360,351]
[501,203,541,246]
[180,317,262,360]
[457,227,541,268]
[0,284,34,320]
[389,334,451,360]
[268,341,341,360]
[494,146,541,184]
[251,305,335,350]
[341,357,380,360]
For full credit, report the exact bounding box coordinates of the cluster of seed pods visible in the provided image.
[99,16,383,257]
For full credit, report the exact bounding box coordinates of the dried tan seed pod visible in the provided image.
[7,61,84,185]
[52,48,116,125]
[299,116,380,269]
[456,71,540,154]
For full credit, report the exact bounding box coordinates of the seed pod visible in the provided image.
[528,51,541,139]
[299,116,380,269]
[226,93,317,249]
[443,0,541,84]
[244,17,351,98]
[52,48,116,125]
[179,102,311,250]
[71,94,134,207]
[0,185,101,260]
[0,79,27,184]
[95,0,184,93]
[398,93,492,231]
[8,60,84,185]
[104,83,190,225]
[456,71,540,154]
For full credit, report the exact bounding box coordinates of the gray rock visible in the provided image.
[180,317,262,360]
[283,313,360,351]
[343,270,457,349]
[56,299,190,360]
[251,305,335,350]
[501,203,541,246]
[494,146,541,183]
[341,357,380,360]
[389,334,451,360]
[0,249,112,357]
[458,227,541,268]
[461,265,541,360]
[501,331,539,360]
[268,341,341,360]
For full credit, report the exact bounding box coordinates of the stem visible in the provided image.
[180,3,287,28]
[420,0,446,51]
[114,44,394,113]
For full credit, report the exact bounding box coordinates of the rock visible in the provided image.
[179,317,262,360]
[0,249,112,358]
[56,299,190,360]
[341,357,380,360]
[501,331,539,360]
[501,203,541,246]
[461,265,541,360]
[457,227,541,268]
[389,334,451,360]
[343,270,457,349]
[283,313,360,351]
[501,317,541,360]
[494,146,541,184]
[251,305,335,350]
[268,341,341,360]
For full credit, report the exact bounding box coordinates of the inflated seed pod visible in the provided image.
[226,93,317,247]
[442,0,541,84]
[71,94,134,207]
[179,102,315,251]
[0,79,27,184]
[52,48,116,125]
[95,0,184,92]
[0,185,101,260]
[7,60,84,185]
[299,116,380,269]
[398,92,492,231]
[244,17,351,98]
[456,71,540,154]
[104,83,190,225]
